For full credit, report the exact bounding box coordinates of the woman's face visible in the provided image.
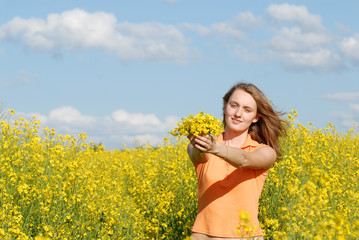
[224,89,259,134]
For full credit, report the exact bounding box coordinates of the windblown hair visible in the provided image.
[222,82,286,158]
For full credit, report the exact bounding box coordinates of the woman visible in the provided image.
[188,82,285,239]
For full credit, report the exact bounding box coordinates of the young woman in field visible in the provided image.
[187,82,286,240]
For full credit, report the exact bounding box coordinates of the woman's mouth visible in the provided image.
[231,118,242,124]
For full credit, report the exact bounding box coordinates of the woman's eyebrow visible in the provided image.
[244,105,254,110]
[230,101,255,109]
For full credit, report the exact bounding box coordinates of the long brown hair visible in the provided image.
[222,82,286,157]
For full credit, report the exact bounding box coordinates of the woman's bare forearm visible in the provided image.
[192,134,276,169]
[212,142,276,169]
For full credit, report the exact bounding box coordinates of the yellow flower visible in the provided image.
[35,236,51,240]
[1,110,358,239]
[8,109,16,116]
[171,111,223,137]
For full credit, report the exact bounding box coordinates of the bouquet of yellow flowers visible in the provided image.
[170,111,224,137]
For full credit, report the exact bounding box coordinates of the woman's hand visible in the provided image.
[187,133,216,153]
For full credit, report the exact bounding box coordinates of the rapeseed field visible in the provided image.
[1,109,358,239]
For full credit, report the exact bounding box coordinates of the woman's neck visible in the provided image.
[223,129,249,147]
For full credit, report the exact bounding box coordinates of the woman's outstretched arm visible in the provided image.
[190,134,276,169]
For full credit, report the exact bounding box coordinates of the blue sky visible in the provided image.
[1,0,359,149]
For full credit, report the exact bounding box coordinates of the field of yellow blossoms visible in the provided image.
[1,109,359,239]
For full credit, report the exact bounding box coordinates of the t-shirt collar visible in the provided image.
[217,132,259,149]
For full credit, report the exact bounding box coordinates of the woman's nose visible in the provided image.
[234,108,242,117]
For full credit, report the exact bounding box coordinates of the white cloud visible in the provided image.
[339,34,359,64]
[49,106,96,124]
[231,12,264,30]
[0,9,192,63]
[335,23,351,34]
[112,109,161,126]
[211,22,246,40]
[199,4,345,71]
[115,21,190,62]
[328,103,359,129]
[16,107,179,149]
[322,92,359,101]
[0,10,117,50]
[122,134,163,146]
[266,3,324,31]
[349,104,359,114]
[341,119,357,128]
[1,5,357,71]
[264,26,342,70]
[179,11,262,40]
[263,3,343,71]
[277,48,342,71]
[178,23,211,36]
[267,27,332,52]
[211,12,263,41]
[324,94,359,128]
[333,109,359,128]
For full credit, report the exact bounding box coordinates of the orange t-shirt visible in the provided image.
[191,133,269,238]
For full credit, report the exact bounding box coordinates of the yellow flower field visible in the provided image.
[0,110,358,239]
